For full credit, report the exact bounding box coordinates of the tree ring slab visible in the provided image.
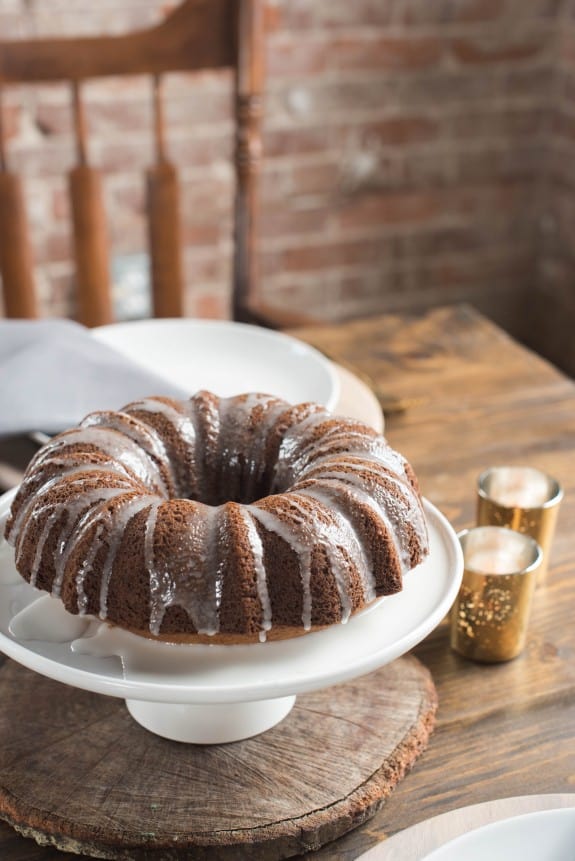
[0,654,437,859]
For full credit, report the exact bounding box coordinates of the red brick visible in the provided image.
[109,181,146,217]
[0,103,21,143]
[443,106,547,141]
[267,34,443,78]
[41,268,76,318]
[414,0,505,26]
[261,159,340,201]
[451,33,547,65]
[263,126,332,159]
[31,6,161,39]
[162,70,231,98]
[265,39,331,79]
[0,9,28,39]
[335,190,441,231]
[418,249,532,290]
[558,26,575,66]
[276,0,505,31]
[168,133,233,168]
[10,141,75,178]
[179,176,232,222]
[443,180,535,221]
[365,116,438,145]
[37,229,72,263]
[163,94,232,129]
[87,99,153,136]
[259,204,335,240]
[263,116,437,160]
[183,249,231,283]
[191,291,230,320]
[94,140,154,173]
[337,35,443,72]
[35,103,72,138]
[181,223,225,247]
[51,185,71,220]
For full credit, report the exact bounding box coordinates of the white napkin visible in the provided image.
[0,319,188,436]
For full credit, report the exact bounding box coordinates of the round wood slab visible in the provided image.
[0,654,437,860]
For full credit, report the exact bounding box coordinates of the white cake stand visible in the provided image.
[0,489,462,744]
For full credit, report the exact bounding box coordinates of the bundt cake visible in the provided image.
[5,391,429,644]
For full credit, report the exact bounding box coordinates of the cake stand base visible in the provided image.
[125,694,297,743]
[0,654,437,860]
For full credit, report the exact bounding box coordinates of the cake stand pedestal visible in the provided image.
[125,694,297,744]
[0,653,437,860]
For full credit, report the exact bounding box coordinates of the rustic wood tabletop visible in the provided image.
[294,303,575,860]
[0,303,573,860]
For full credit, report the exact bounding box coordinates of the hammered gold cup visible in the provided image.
[450,526,542,663]
[477,466,563,584]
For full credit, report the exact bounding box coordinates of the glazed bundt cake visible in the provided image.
[5,391,429,643]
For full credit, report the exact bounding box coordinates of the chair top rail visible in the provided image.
[0,0,236,84]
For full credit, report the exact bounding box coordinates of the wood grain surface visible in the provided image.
[0,304,574,859]
[0,655,436,860]
[291,304,575,860]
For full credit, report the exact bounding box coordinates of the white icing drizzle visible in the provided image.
[299,463,426,571]
[294,485,376,603]
[52,488,136,596]
[124,398,199,498]
[6,466,124,546]
[27,478,137,589]
[97,496,159,621]
[76,522,104,614]
[240,510,272,637]
[9,595,92,643]
[19,426,167,496]
[11,475,133,568]
[6,390,429,642]
[182,393,221,502]
[144,501,161,633]
[285,493,356,624]
[146,501,223,637]
[213,394,288,504]
[82,412,174,497]
[28,510,63,587]
[242,397,290,503]
[248,502,314,629]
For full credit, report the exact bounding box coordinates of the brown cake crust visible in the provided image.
[5,391,429,644]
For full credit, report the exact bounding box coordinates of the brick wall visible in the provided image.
[1,0,574,373]
[530,0,575,374]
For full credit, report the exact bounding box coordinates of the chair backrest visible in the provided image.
[0,0,263,326]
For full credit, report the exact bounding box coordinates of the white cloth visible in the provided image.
[0,319,187,436]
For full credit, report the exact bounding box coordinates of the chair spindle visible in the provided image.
[68,81,113,327]
[0,88,38,318]
[233,0,263,322]
[147,74,184,318]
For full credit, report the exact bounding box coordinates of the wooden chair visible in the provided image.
[0,0,286,328]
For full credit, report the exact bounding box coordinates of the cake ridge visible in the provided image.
[5,391,430,643]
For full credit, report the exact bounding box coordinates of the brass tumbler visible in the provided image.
[477,466,562,583]
[450,526,542,663]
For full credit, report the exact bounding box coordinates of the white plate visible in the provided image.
[423,808,575,861]
[92,319,340,410]
[0,494,461,704]
[360,795,575,861]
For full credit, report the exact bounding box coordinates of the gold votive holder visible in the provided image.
[477,466,563,584]
[450,526,542,663]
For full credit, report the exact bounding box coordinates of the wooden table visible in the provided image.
[0,304,574,859]
[294,303,575,859]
